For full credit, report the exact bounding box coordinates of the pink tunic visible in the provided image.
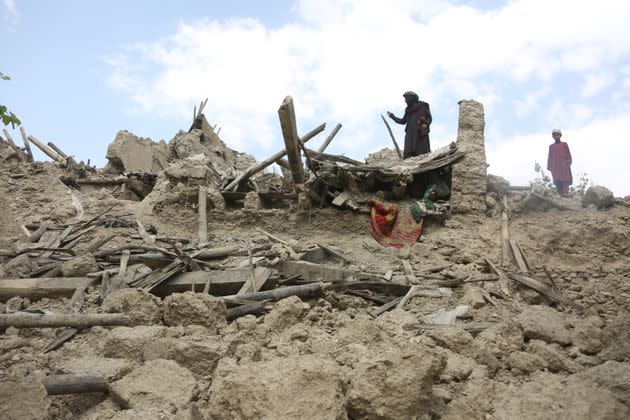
[547,142,572,183]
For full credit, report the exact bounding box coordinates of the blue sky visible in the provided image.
[3,0,630,195]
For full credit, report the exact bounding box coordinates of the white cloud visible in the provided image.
[582,72,615,97]
[2,0,18,28]
[106,0,630,193]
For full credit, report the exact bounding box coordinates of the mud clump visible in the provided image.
[143,336,227,376]
[163,292,227,331]
[0,378,51,419]
[0,254,36,278]
[517,305,571,345]
[101,288,163,326]
[60,253,99,277]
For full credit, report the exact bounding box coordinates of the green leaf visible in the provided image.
[0,72,10,81]
[0,105,6,114]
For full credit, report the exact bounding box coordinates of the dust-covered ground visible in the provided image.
[1,157,630,419]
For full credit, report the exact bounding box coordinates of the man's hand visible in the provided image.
[387,111,394,118]
[421,123,428,129]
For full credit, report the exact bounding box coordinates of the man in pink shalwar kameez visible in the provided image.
[547,128,573,196]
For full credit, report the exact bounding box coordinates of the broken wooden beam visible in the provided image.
[501,196,510,267]
[509,240,529,273]
[403,322,495,334]
[507,272,584,311]
[0,277,97,300]
[27,135,66,164]
[485,258,511,297]
[276,260,383,283]
[318,123,342,153]
[18,127,34,162]
[226,300,269,321]
[198,186,208,244]
[381,114,403,159]
[42,374,109,395]
[0,312,130,329]
[222,281,326,302]
[397,285,420,309]
[278,96,305,186]
[2,128,27,162]
[530,192,571,210]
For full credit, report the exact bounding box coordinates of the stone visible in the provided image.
[0,378,50,419]
[506,351,545,375]
[440,350,477,382]
[143,336,227,376]
[599,314,630,361]
[572,318,604,355]
[517,305,571,345]
[0,254,36,278]
[573,361,630,406]
[425,327,475,353]
[487,174,511,195]
[102,288,163,326]
[163,292,227,331]
[243,191,261,210]
[346,346,446,419]
[106,130,169,172]
[582,185,615,209]
[202,355,346,419]
[60,253,99,277]
[459,286,486,309]
[485,194,497,210]
[103,326,167,360]
[207,186,226,210]
[450,100,487,214]
[526,339,580,373]
[262,296,309,331]
[56,356,137,381]
[110,359,198,413]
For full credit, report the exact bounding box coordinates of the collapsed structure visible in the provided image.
[0,96,629,419]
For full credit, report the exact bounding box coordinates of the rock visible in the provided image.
[346,346,446,419]
[527,339,580,373]
[143,336,227,376]
[450,100,487,214]
[582,185,615,209]
[0,254,36,278]
[102,288,163,326]
[262,296,309,331]
[207,186,226,210]
[103,326,167,360]
[440,350,477,382]
[106,130,169,172]
[572,318,604,355]
[599,314,630,361]
[573,361,630,406]
[517,305,571,345]
[110,359,198,413]
[163,292,227,331]
[487,174,511,195]
[243,191,262,210]
[0,378,50,419]
[506,351,545,375]
[459,286,486,309]
[425,327,474,353]
[203,355,346,419]
[485,194,497,210]
[56,356,137,381]
[60,253,99,277]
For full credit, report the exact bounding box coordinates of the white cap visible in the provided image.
[552,128,562,134]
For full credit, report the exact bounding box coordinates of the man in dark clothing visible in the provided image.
[547,128,572,196]
[387,91,432,158]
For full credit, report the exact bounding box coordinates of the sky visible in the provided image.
[2,0,630,196]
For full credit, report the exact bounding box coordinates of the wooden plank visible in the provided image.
[222,123,325,191]
[501,196,510,267]
[316,243,352,264]
[0,313,129,328]
[18,126,34,162]
[276,260,383,283]
[222,281,326,302]
[485,258,511,297]
[278,96,305,186]
[381,114,403,159]
[397,285,419,309]
[44,287,87,352]
[304,149,363,166]
[226,300,269,321]
[0,277,96,301]
[42,374,108,395]
[317,123,342,153]
[369,297,403,317]
[46,142,69,159]
[236,267,273,295]
[507,272,584,312]
[403,322,495,334]
[515,242,533,272]
[509,240,529,273]
[198,186,208,244]
[27,135,66,164]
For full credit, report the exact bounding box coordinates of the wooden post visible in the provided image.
[42,374,109,395]
[18,127,34,162]
[27,135,66,164]
[381,115,403,159]
[278,96,305,186]
[46,142,69,159]
[223,281,326,302]
[501,197,510,267]
[318,123,342,153]
[0,313,130,329]
[2,128,27,162]
[222,123,325,191]
[198,186,208,244]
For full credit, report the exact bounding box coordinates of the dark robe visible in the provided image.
[391,100,432,158]
[547,141,572,195]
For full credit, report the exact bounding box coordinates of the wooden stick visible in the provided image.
[402,260,418,284]
[501,196,511,267]
[369,297,403,317]
[41,374,109,395]
[507,272,584,311]
[485,258,511,297]
[317,123,342,153]
[197,186,208,244]
[278,96,305,186]
[397,285,419,309]
[0,313,130,329]
[46,142,69,159]
[27,135,66,164]
[381,115,403,159]
[223,282,326,302]
[2,128,27,162]
[226,299,269,321]
[19,127,34,161]
[45,286,87,353]
[403,322,495,334]
[237,267,272,295]
[25,223,48,243]
[136,220,155,245]
[255,227,292,248]
[71,194,84,221]
[223,122,325,192]
[509,240,529,273]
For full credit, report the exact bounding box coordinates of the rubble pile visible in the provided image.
[0,97,629,419]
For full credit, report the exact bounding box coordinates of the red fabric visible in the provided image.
[547,141,572,183]
[369,199,424,248]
